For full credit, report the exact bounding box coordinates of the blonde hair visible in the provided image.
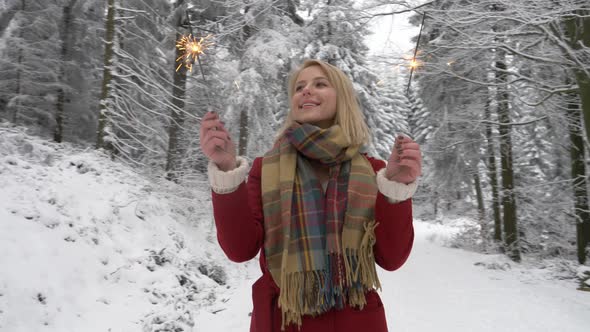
[276,59,371,146]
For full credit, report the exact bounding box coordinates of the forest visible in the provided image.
[1,0,589,275]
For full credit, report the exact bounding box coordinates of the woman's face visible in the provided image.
[291,65,337,129]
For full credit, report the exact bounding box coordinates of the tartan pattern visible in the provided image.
[261,123,381,329]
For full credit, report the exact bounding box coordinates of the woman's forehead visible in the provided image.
[296,66,329,82]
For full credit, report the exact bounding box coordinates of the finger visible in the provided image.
[391,141,403,157]
[203,130,229,149]
[204,137,227,154]
[200,116,219,137]
[401,142,420,151]
[395,134,414,144]
[399,149,421,161]
[202,111,218,120]
[201,118,225,131]
[201,119,226,138]
[399,159,421,175]
[200,113,218,131]
[205,128,230,140]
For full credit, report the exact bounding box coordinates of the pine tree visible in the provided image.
[0,1,71,134]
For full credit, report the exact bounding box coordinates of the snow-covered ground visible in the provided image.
[202,220,590,332]
[1,123,589,332]
[0,124,258,332]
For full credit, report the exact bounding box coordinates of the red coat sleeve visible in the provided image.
[367,157,415,271]
[211,157,264,263]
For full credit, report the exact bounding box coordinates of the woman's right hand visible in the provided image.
[199,111,237,171]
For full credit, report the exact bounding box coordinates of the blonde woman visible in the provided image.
[199,59,422,332]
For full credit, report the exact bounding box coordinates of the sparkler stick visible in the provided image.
[406,12,426,95]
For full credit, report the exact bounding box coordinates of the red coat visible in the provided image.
[211,156,414,332]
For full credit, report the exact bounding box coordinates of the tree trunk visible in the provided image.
[496,51,520,262]
[473,169,485,222]
[238,109,248,156]
[563,9,590,264]
[54,0,77,143]
[564,11,590,148]
[96,0,115,150]
[484,93,502,242]
[12,0,26,124]
[324,0,334,64]
[285,0,304,26]
[433,191,438,220]
[165,3,188,182]
[236,6,252,157]
[567,81,590,264]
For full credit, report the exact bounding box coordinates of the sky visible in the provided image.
[366,9,420,58]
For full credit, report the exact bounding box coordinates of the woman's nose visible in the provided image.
[301,85,311,95]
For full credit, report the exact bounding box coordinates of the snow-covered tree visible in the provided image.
[221,0,305,159]
[408,0,589,261]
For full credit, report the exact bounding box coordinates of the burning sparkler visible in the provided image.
[407,12,426,95]
[175,34,214,73]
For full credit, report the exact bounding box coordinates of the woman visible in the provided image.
[199,59,422,332]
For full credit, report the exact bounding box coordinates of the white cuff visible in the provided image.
[208,156,249,194]
[376,168,418,203]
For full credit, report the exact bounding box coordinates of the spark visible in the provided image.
[403,53,422,70]
[175,34,214,72]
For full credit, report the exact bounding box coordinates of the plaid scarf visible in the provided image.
[261,122,381,329]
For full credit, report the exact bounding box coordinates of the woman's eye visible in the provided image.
[316,82,327,87]
[295,86,303,92]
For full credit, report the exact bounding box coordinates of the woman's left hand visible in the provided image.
[385,135,422,184]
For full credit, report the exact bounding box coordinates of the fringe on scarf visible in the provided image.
[278,220,381,330]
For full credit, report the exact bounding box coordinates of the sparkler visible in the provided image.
[174,13,225,152]
[406,12,426,95]
[175,34,214,73]
[174,10,216,112]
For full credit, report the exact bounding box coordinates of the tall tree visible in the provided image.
[562,9,590,149]
[0,0,67,131]
[495,47,520,261]
[54,0,78,143]
[96,0,115,151]
[483,91,502,242]
[566,77,590,264]
[165,0,189,181]
[562,10,590,264]
[405,0,590,261]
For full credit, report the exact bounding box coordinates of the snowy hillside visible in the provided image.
[0,124,258,332]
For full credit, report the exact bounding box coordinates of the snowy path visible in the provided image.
[382,222,589,332]
[197,221,590,332]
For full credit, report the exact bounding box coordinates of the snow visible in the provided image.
[386,222,590,332]
[0,124,258,332]
[1,123,589,331]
